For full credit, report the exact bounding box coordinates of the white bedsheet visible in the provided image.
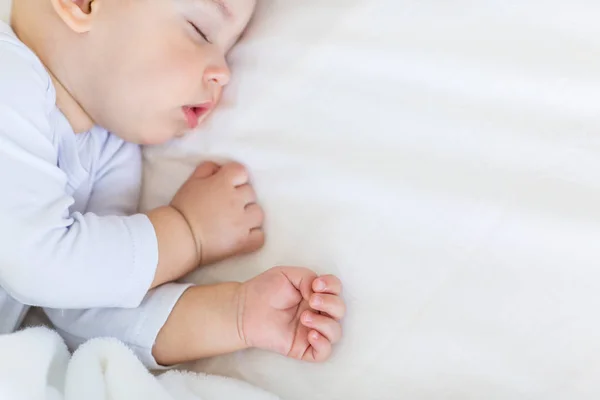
[2,0,598,398]
[142,2,600,399]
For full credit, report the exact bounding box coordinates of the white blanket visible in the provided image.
[141,1,600,399]
[0,327,278,400]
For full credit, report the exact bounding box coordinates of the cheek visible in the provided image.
[135,61,187,101]
[115,34,193,101]
[144,55,203,108]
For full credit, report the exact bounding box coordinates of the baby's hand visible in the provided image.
[238,267,345,362]
[170,161,265,266]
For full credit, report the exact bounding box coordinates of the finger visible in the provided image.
[277,267,318,302]
[192,161,221,179]
[312,275,343,296]
[310,294,346,320]
[221,162,249,186]
[241,228,265,254]
[304,330,332,363]
[245,203,264,228]
[237,184,257,205]
[302,310,342,344]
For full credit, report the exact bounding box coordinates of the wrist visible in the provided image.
[231,282,251,351]
[146,206,198,288]
[233,281,251,350]
[167,205,202,266]
[153,283,249,366]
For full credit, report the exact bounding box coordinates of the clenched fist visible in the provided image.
[170,161,265,266]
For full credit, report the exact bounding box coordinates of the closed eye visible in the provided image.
[189,22,212,44]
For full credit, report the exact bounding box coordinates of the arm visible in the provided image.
[0,48,193,308]
[151,268,346,366]
[85,136,198,288]
[0,130,156,309]
[48,281,246,369]
[42,138,197,366]
[48,268,345,368]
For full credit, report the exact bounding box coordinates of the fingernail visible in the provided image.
[312,295,323,307]
[315,279,326,291]
[312,332,320,340]
[304,313,312,323]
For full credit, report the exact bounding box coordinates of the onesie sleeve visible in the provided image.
[0,33,158,309]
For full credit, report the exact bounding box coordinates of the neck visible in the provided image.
[47,69,94,134]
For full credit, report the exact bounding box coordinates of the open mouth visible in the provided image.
[182,103,212,129]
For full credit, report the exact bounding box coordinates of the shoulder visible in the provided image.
[0,22,53,103]
[0,22,58,154]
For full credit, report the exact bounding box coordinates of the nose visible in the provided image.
[204,63,231,87]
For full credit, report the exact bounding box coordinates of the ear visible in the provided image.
[50,0,100,33]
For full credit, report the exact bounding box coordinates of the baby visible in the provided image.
[0,0,345,368]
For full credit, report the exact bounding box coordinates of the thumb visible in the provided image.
[192,161,221,179]
[278,267,318,302]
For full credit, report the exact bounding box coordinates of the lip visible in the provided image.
[182,103,213,129]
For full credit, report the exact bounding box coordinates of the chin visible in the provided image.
[134,127,181,146]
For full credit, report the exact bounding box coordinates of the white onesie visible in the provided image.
[0,22,190,368]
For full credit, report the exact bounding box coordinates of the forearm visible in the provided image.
[152,283,248,366]
[145,206,199,288]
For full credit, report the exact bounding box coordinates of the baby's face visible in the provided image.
[77,0,256,145]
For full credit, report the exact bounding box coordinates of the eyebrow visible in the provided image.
[207,0,233,19]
